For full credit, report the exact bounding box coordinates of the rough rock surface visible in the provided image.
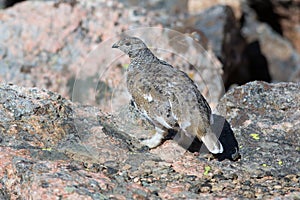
[183,1,300,86]
[247,0,300,55]
[0,0,224,111]
[241,1,300,82]
[119,0,188,15]
[0,81,299,199]
[0,0,300,95]
[188,0,243,19]
[218,81,300,189]
[175,5,248,89]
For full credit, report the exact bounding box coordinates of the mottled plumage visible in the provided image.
[112,37,223,154]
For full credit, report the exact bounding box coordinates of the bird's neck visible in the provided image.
[129,48,158,63]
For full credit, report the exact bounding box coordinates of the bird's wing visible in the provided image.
[128,63,180,129]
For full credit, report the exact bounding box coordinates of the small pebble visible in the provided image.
[273,185,282,189]
[200,183,212,193]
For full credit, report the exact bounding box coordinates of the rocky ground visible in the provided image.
[0,81,299,199]
[0,0,300,199]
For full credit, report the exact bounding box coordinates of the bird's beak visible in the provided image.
[112,42,119,48]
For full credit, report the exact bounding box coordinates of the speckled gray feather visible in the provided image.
[112,37,223,154]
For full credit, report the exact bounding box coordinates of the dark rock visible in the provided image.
[182,1,300,87]
[177,5,247,88]
[188,5,243,62]
[247,0,283,35]
[247,0,300,55]
[224,39,272,90]
[0,0,25,8]
[218,81,300,177]
[241,1,300,82]
[175,4,273,89]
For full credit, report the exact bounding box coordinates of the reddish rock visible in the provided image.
[0,81,300,199]
[0,0,225,112]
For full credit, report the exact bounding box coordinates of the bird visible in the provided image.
[112,36,223,154]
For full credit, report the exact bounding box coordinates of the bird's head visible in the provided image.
[112,37,148,58]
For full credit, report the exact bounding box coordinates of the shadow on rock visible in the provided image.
[212,114,240,161]
[167,114,240,161]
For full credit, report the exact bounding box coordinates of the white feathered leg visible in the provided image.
[141,127,165,148]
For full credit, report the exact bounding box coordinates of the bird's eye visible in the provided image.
[125,42,130,46]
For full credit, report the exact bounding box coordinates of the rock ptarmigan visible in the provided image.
[112,36,223,154]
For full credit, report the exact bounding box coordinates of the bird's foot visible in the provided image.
[141,129,165,149]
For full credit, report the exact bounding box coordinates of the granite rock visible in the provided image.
[0,82,299,199]
[0,0,224,111]
[241,1,300,82]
